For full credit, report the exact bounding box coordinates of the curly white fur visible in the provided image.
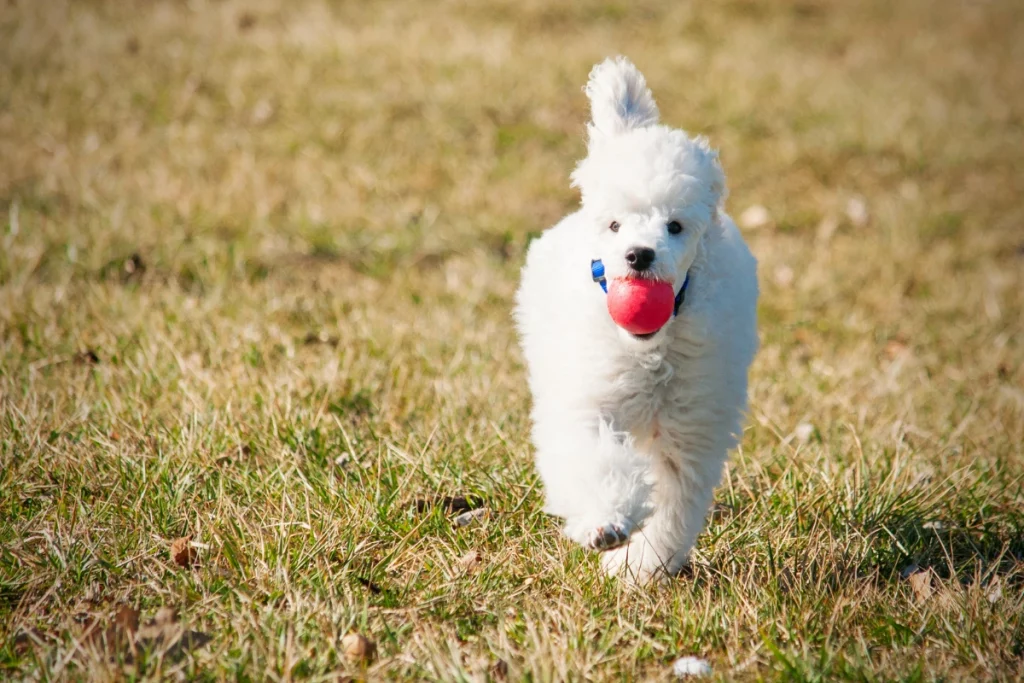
[515,57,759,583]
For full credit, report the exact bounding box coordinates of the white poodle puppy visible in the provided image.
[515,57,759,583]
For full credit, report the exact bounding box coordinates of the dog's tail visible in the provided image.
[584,56,660,140]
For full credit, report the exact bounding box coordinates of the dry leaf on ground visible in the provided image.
[459,550,482,570]
[341,632,377,664]
[170,535,197,568]
[906,569,935,603]
[884,339,910,360]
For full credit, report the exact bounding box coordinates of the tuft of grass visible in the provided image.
[2,0,1023,679]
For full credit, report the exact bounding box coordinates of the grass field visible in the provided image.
[2,0,1024,679]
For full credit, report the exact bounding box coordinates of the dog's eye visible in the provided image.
[667,220,684,235]
[609,221,620,233]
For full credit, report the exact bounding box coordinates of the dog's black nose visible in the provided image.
[625,247,656,272]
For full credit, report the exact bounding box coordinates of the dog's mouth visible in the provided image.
[630,329,660,341]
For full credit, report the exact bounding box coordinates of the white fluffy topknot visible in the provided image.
[584,56,660,140]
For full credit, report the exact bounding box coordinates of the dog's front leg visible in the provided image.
[532,415,653,551]
[601,447,726,583]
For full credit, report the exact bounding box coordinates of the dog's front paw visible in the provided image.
[601,538,689,584]
[569,524,630,548]
[585,523,631,550]
[562,517,635,550]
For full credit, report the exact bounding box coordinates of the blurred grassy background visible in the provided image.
[1,0,1023,679]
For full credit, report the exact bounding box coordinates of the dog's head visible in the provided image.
[571,57,725,331]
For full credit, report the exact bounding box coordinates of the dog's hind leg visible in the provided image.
[532,415,653,550]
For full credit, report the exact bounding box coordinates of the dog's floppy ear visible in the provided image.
[701,138,728,210]
[584,56,660,140]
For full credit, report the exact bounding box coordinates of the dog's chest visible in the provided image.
[606,351,693,444]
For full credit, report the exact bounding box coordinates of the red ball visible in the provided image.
[606,277,675,335]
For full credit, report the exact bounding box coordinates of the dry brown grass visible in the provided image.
[2,0,1023,679]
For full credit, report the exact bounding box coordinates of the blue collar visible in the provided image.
[591,259,690,316]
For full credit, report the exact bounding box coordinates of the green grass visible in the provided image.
[2,0,1023,679]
